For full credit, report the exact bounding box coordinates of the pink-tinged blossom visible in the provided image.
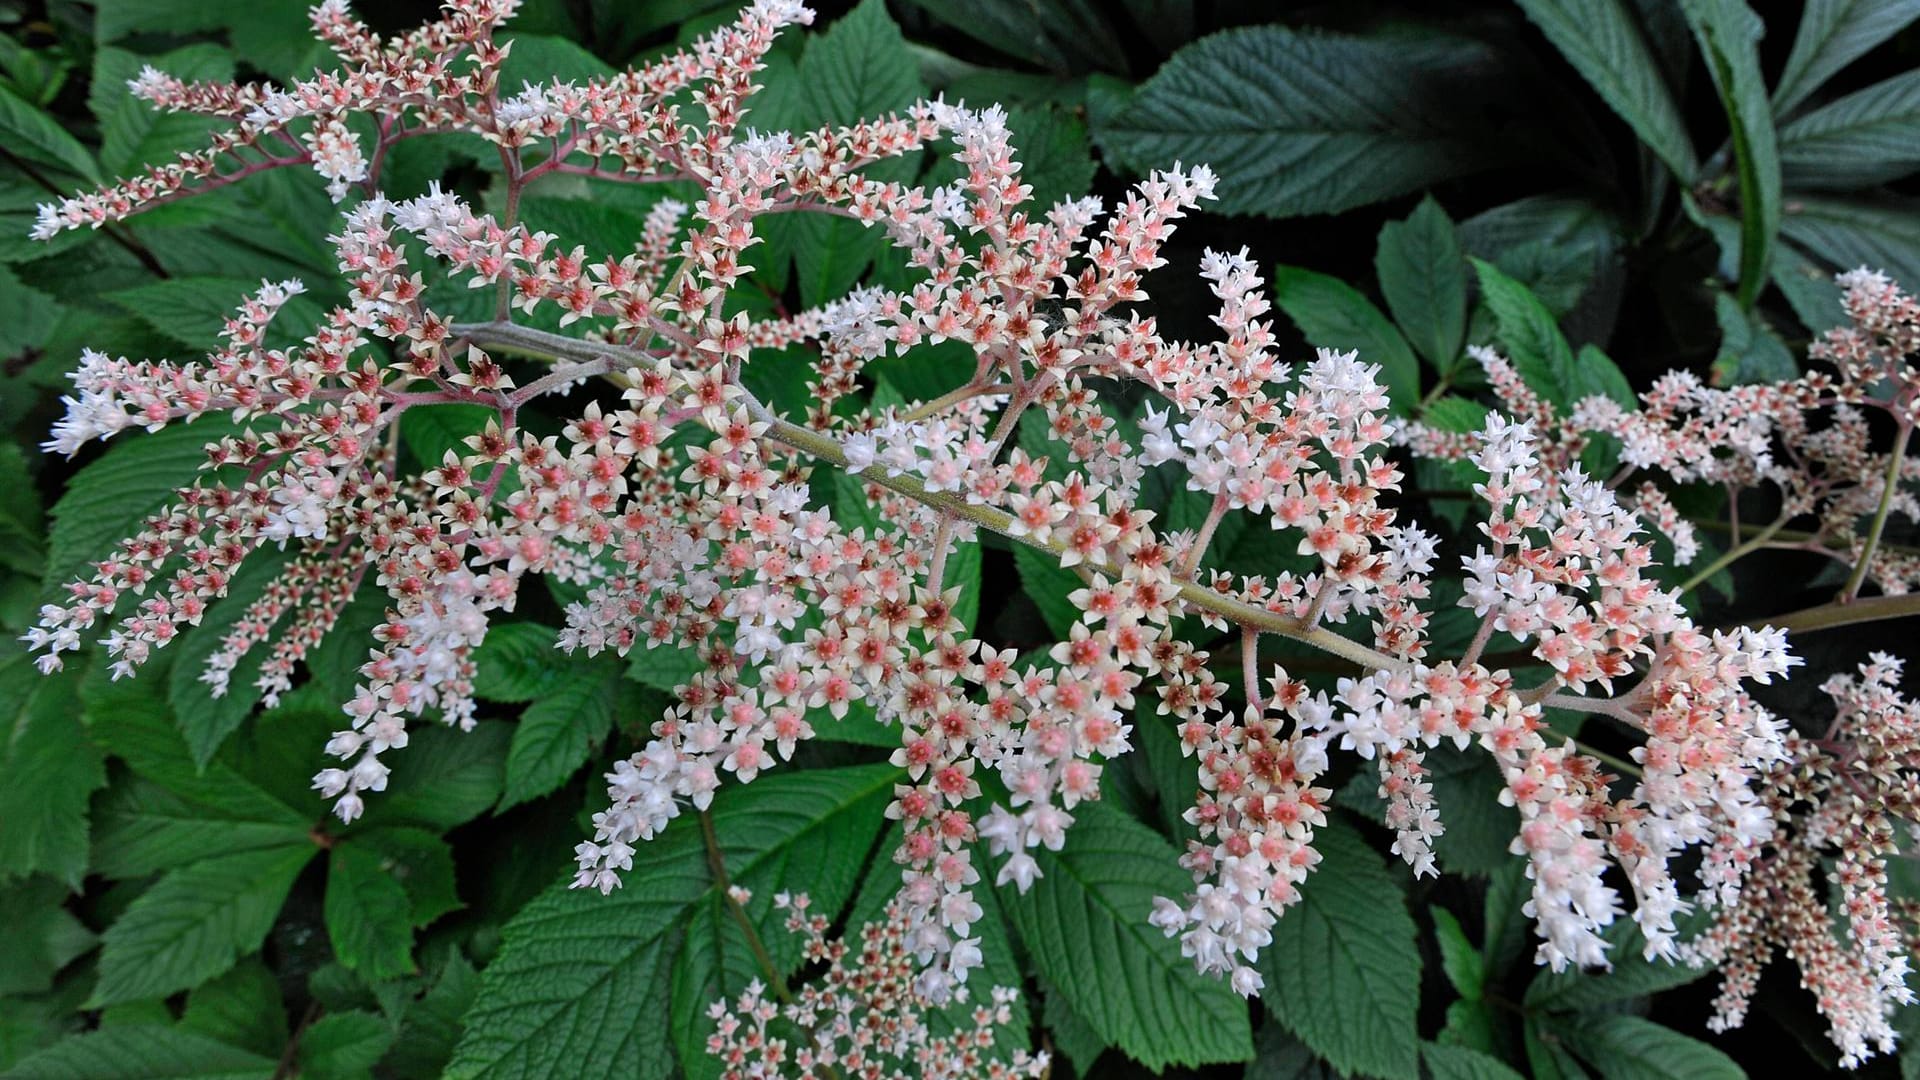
[21,0,1920,1064]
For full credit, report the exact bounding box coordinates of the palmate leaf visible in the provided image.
[0,1025,277,1080]
[998,799,1252,1070]
[471,621,633,809]
[1779,70,1920,189]
[0,647,105,888]
[88,842,317,1007]
[668,776,895,1080]
[0,85,97,183]
[179,960,287,1059]
[897,0,1127,75]
[1711,290,1798,385]
[1423,1042,1528,1080]
[325,842,417,982]
[1375,196,1468,373]
[297,1010,394,1080]
[1513,0,1698,181]
[447,764,900,1079]
[1772,0,1920,116]
[1550,1014,1743,1080]
[1781,195,1920,290]
[106,276,325,354]
[1092,24,1506,218]
[1257,817,1422,1080]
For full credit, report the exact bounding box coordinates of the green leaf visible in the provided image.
[471,623,566,703]
[668,783,892,1080]
[0,85,97,182]
[1683,0,1780,310]
[0,652,104,887]
[89,842,316,1006]
[0,879,96,995]
[1551,1014,1742,1080]
[1431,906,1485,999]
[1780,194,1920,288]
[1375,196,1468,372]
[1244,1022,1341,1080]
[93,1,318,81]
[1483,861,1534,983]
[90,45,233,178]
[501,670,628,810]
[897,0,1127,74]
[447,764,901,1079]
[498,33,615,87]
[1772,0,1920,115]
[0,443,45,576]
[43,413,245,596]
[1513,0,1698,180]
[1006,105,1098,209]
[0,1025,277,1080]
[846,827,1034,1065]
[1258,818,1421,1080]
[401,404,502,479]
[107,276,323,353]
[1471,257,1576,406]
[384,954,479,1079]
[1092,25,1506,217]
[90,777,311,879]
[326,842,417,981]
[167,547,294,767]
[0,264,58,365]
[352,722,508,832]
[1711,290,1798,384]
[1773,241,1848,331]
[756,0,923,306]
[1040,978,1109,1073]
[999,800,1252,1070]
[1270,266,1420,410]
[1424,1042,1528,1080]
[179,959,287,1059]
[1441,998,1502,1055]
[1344,743,1520,878]
[1458,196,1623,326]
[358,826,460,929]
[298,1010,394,1080]
[1779,70,1920,189]
[1011,542,1084,641]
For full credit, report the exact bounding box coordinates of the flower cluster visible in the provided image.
[704,892,1046,1079]
[24,0,1920,1067]
[1692,654,1920,1067]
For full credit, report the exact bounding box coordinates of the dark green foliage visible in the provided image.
[0,2,1914,1078]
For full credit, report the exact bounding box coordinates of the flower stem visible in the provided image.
[1679,515,1789,594]
[698,808,790,1005]
[1840,422,1912,602]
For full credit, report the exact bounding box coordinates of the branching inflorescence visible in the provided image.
[23,0,1920,1068]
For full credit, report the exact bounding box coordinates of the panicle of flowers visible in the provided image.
[1691,652,1920,1067]
[705,893,1046,1079]
[26,0,1920,1065]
